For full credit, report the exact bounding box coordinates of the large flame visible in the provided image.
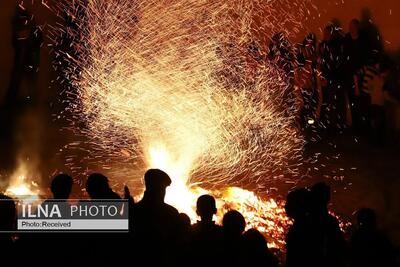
[146,143,207,218]
[4,162,40,201]
[147,144,291,248]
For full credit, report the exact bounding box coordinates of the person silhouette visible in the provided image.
[51,174,73,199]
[174,212,192,267]
[285,188,312,267]
[350,208,395,267]
[195,195,218,225]
[189,195,223,267]
[222,210,246,237]
[21,174,75,267]
[178,213,191,232]
[240,228,279,267]
[7,6,43,105]
[133,169,181,266]
[80,173,123,266]
[85,173,121,199]
[0,194,16,265]
[309,182,347,267]
[221,210,246,267]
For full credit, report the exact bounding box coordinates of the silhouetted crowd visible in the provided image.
[0,169,397,267]
[289,19,400,144]
[5,7,400,144]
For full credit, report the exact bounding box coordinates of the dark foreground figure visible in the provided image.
[0,171,397,267]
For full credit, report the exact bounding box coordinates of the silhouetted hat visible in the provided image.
[144,169,171,189]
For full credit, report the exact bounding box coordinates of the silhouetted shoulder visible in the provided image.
[164,202,179,214]
[326,213,342,231]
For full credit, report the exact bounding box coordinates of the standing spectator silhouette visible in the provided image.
[81,173,123,266]
[39,174,74,267]
[355,61,376,133]
[85,173,121,199]
[356,59,393,144]
[7,6,43,105]
[174,212,192,267]
[344,19,367,75]
[51,174,73,199]
[296,33,323,129]
[268,32,295,79]
[350,208,395,267]
[189,195,223,267]
[366,62,391,144]
[309,182,347,267]
[360,8,384,60]
[133,169,181,267]
[178,213,191,232]
[221,210,246,267]
[344,19,368,129]
[240,228,279,267]
[319,24,347,132]
[285,188,312,267]
[268,32,296,117]
[173,213,192,266]
[0,194,16,266]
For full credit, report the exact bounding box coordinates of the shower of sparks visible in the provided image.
[50,0,317,248]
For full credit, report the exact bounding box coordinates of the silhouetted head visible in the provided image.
[356,208,377,229]
[51,174,73,199]
[271,32,287,44]
[298,33,316,62]
[178,212,191,231]
[361,8,372,23]
[143,169,171,202]
[285,188,311,220]
[349,19,361,38]
[323,24,334,41]
[310,182,331,214]
[304,33,316,48]
[269,32,290,57]
[331,18,342,29]
[196,194,217,222]
[222,210,246,237]
[86,173,111,199]
[0,194,16,230]
[296,49,306,68]
[242,228,269,253]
